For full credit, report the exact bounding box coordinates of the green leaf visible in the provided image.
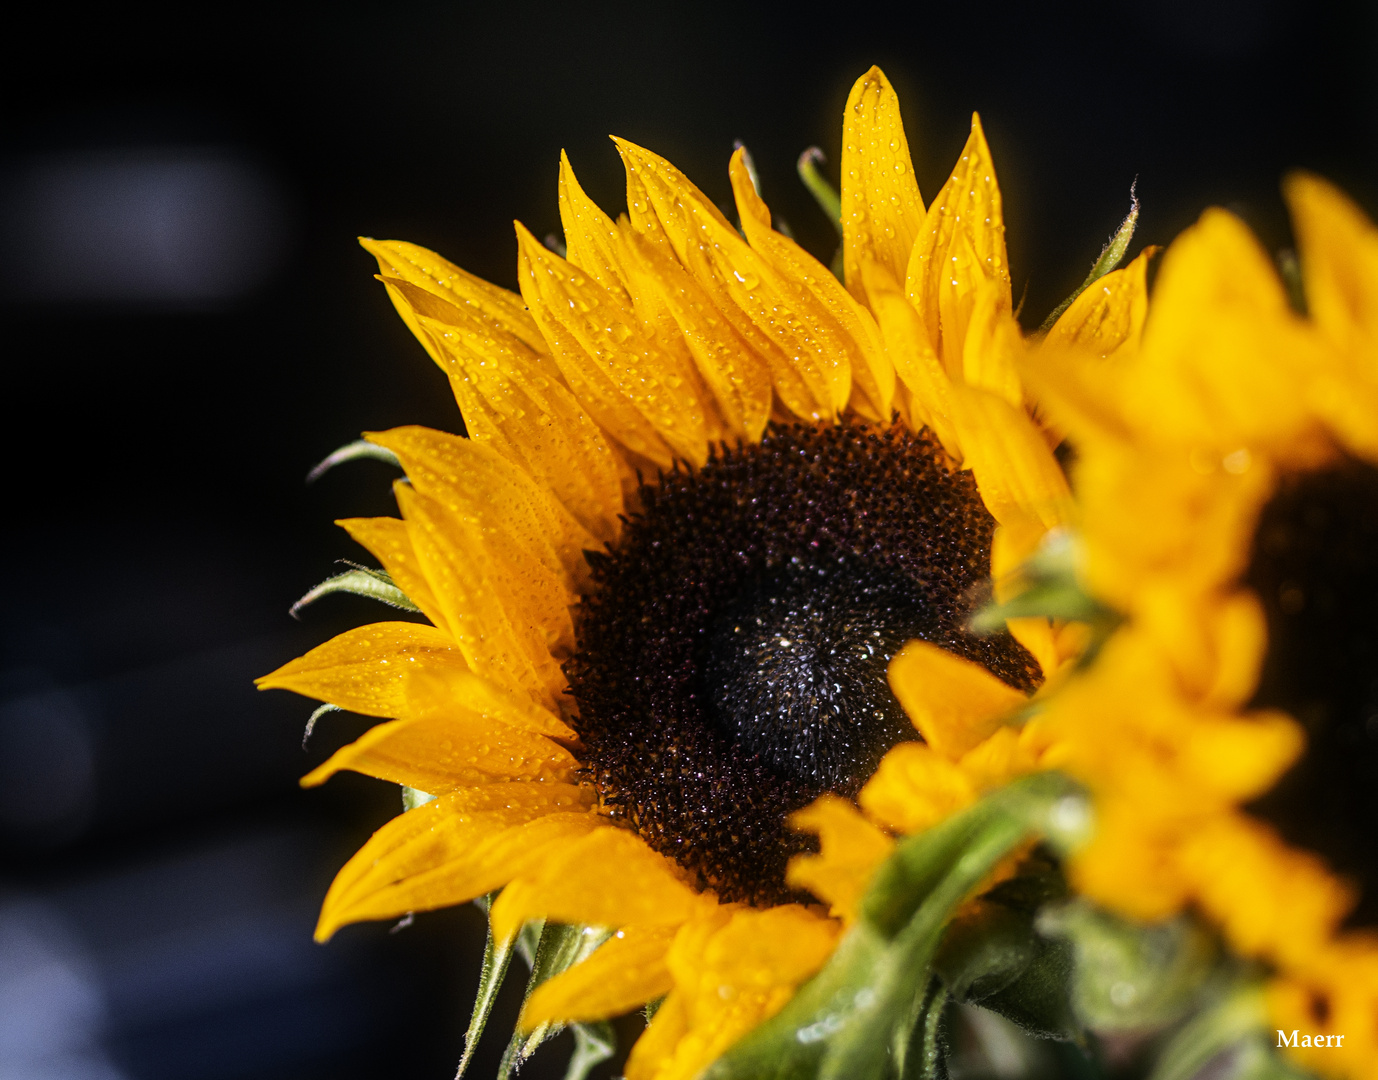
[1039,184,1141,332]
[306,438,403,483]
[497,922,613,1079]
[291,565,422,618]
[455,893,518,1079]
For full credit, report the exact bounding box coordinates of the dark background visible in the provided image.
[1,2,1374,1078]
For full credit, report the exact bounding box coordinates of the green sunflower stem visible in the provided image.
[704,772,1090,1080]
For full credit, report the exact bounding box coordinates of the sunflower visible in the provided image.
[259,66,1120,1079]
[1014,176,1378,1079]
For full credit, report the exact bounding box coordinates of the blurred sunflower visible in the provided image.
[258,67,1130,1078]
[1014,176,1378,1079]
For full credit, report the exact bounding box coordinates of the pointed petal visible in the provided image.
[300,706,578,792]
[859,741,977,834]
[887,640,1027,757]
[1043,248,1156,362]
[522,924,677,1026]
[396,483,566,707]
[947,382,1073,531]
[316,785,599,940]
[383,284,623,542]
[906,114,1012,373]
[334,515,448,630]
[490,827,702,942]
[1285,172,1378,357]
[1129,208,1331,455]
[516,222,708,466]
[361,237,548,355]
[559,150,634,303]
[255,622,466,717]
[619,226,772,441]
[840,66,925,306]
[366,425,593,592]
[616,137,849,420]
[625,990,690,1080]
[786,795,894,922]
[730,148,896,419]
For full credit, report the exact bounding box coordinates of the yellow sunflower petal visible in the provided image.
[379,275,625,543]
[947,382,1073,531]
[887,640,1029,758]
[729,148,895,419]
[558,150,634,303]
[396,483,566,706]
[1285,172,1378,359]
[361,237,548,356]
[859,740,978,834]
[907,114,1011,373]
[255,622,466,717]
[840,66,925,306]
[366,425,593,591]
[299,705,578,792]
[1128,208,1331,455]
[786,794,895,922]
[625,989,690,1080]
[522,924,677,1027]
[858,259,959,453]
[618,225,772,441]
[961,279,1024,408]
[335,515,447,632]
[1043,248,1156,362]
[489,827,703,942]
[402,663,576,740]
[515,221,706,467]
[615,137,850,419]
[315,785,599,941]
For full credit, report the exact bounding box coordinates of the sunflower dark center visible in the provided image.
[566,420,1041,906]
[705,560,926,789]
[1246,458,1378,927]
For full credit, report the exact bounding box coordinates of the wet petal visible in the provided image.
[316,785,599,940]
[490,827,703,942]
[1043,248,1155,362]
[516,222,707,466]
[906,114,1011,373]
[255,622,466,718]
[859,740,978,834]
[840,66,925,307]
[336,515,447,631]
[522,924,677,1026]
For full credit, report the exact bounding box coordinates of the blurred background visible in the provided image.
[1,2,1374,1077]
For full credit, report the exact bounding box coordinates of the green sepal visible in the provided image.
[497,922,613,1079]
[704,773,1089,1080]
[401,786,435,811]
[290,564,422,618]
[564,1020,617,1080]
[797,148,843,236]
[302,702,341,748]
[1039,184,1141,332]
[455,893,517,1079]
[1038,901,1217,1035]
[305,438,403,483]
